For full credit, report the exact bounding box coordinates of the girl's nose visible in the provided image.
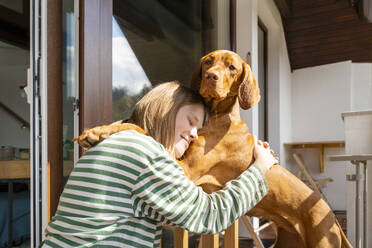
[189,127,198,141]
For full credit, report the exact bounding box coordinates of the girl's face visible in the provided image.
[174,103,205,159]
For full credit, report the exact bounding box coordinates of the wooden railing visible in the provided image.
[166,216,268,248]
[172,221,238,248]
[0,101,30,128]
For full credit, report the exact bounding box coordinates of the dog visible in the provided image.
[75,50,351,248]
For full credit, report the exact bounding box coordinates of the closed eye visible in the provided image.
[188,115,201,128]
[188,118,193,126]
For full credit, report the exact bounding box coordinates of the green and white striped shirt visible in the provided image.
[41,130,268,248]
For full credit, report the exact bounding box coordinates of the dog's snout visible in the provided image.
[205,71,219,81]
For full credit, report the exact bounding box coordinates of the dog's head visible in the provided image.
[190,50,260,110]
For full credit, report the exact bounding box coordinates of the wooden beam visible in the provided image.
[113,0,164,41]
[47,0,63,220]
[80,0,113,130]
[285,141,345,172]
[280,0,372,69]
[0,101,30,128]
[0,160,73,180]
[291,1,350,18]
[290,42,372,69]
[286,8,358,32]
[293,153,323,195]
[241,216,264,248]
[173,227,188,248]
[273,0,291,18]
[291,0,344,10]
[0,22,29,49]
[0,5,28,29]
[289,36,372,59]
[291,57,349,70]
[201,234,219,248]
[224,221,239,248]
[287,23,372,49]
[284,141,345,149]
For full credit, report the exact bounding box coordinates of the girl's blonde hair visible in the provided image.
[129,81,206,157]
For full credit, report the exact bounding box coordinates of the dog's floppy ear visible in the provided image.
[238,62,260,110]
[189,61,202,92]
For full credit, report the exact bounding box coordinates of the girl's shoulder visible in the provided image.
[107,129,166,155]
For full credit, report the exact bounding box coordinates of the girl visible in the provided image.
[41,81,277,247]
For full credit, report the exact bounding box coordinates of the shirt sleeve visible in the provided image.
[131,152,269,234]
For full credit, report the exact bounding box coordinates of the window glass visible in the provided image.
[62,0,76,176]
[258,23,267,141]
[0,24,30,248]
[112,0,231,122]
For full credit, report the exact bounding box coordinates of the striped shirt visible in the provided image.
[41,130,269,248]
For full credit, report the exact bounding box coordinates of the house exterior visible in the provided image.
[0,0,371,247]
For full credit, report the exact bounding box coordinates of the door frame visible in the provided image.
[79,0,112,130]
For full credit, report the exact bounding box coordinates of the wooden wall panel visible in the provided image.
[47,0,63,219]
[80,0,112,130]
[274,0,372,70]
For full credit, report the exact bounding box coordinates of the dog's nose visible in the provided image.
[205,71,219,81]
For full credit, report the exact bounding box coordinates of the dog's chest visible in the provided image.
[184,120,255,176]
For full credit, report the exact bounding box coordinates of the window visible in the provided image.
[258,19,268,141]
[112,0,231,122]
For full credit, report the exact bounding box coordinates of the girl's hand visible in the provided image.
[253,136,279,175]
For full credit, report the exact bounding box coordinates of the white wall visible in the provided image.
[292,61,351,142]
[236,0,293,237]
[348,64,372,247]
[290,61,352,211]
[258,0,293,163]
[237,0,293,162]
[351,63,372,111]
[290,61,372,209]
[291,61,372,246]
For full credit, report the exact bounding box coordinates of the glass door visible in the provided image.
[0,1,31,247]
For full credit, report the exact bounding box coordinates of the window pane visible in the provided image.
[258,23,267,141]
[0,42,30,247]
[112,0,230,122]
[62,0,76,176]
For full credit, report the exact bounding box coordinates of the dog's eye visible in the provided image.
[205,59,212,65]
[229,65,236,70]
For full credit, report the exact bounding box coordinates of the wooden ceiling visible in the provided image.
[274,0,372,70]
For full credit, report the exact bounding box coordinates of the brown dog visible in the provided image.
[75,50,351,248]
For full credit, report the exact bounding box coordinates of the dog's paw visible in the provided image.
[73,123,148,149]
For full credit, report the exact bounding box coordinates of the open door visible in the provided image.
[31,0,79,245]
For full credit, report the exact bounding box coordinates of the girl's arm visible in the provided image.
[132,153,269,234]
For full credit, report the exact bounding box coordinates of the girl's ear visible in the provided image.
[238,62,261,110]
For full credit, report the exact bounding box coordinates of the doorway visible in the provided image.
[0,1,31,247]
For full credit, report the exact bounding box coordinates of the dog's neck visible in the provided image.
[207,96,241,122]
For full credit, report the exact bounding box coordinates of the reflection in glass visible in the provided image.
[0,42,30,246]
[62,0,75,176]
[0,0,23,14]
[112,18,152,121]
[112,1,231,246]
[258,23,267,141]
[112,0,231,123]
